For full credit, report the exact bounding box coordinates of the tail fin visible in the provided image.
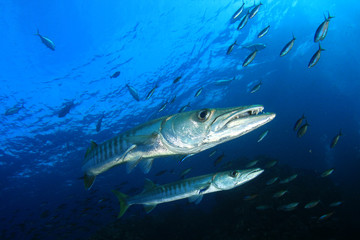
[292,33,296,40]
[34,29,40,36]
[328,12,335,20]
[112,190,130,218]
[319,43,325,51]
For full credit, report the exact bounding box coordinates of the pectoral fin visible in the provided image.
[188,194,203,204]
[139,158,154,174]
[143,204,157,213]
[84,174,96,190]
[126,157,142,173]
[199,184,211,194]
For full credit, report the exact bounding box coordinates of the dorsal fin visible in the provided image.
[84,141,98,160]
[143,178,156,191]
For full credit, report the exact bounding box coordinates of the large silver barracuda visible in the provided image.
[112,168,264,218]
[82,105,275,189]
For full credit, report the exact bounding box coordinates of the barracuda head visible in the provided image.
[160,105,276,154]
[212,168,264,190]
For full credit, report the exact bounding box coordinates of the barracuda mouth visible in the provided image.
[245,168,264,179]
[224,106,264,128]
[212,106,266,132]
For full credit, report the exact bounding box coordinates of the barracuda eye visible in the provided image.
[197,109,210,121]
[230,171,238,178]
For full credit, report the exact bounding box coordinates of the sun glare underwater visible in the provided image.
[1,0,360,239]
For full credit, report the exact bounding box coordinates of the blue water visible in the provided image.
[1,0,360,239]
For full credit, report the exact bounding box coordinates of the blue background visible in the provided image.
[1,0,359,239]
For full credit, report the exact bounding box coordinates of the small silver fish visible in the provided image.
[329,201,342,207]
[266,177,279,185]
[231,1,245,21]
[330,130,342,148]
[243,50,257,67]
[209,150,217,158]
[320,168,334,177]
[158,101,168,112]
[245,160,258,168]
[318,212,334,221]
[257,130,269,142]
[126,84,140,101]
[258,25,270,38]
[243,194,258,201]
[249,2,263,19]
[273,190,288,198]
[194,88,203,97]
[264,160,278,168]
[297,121,309,138]
[237,11,250,30]
[280,34,296,57]
[308,44,325,68]
[304,200,320,209]
[35,29,55,51]
[294,114,305,131]
[250,80,262,93]
[314,12,334,42]
[278,202,299,211]
[227,41,238,55]
[279,174,298,184]
[146,85,158,100]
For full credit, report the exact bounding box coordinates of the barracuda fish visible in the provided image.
[249,2,263,19]
[112,168,264,218]
[82,105,275,189]
[34,29,55,51]
[242,49,257,67]
[258,25,270,38]
[314,12,334,42]
[294,114,305,131]
[231,0,245,21]
[329,201,342,207]
[237,11,250,30]
[330,130,342,148]
[308,44,325,68]
[173,76,181,84]
[227,41,238,55]
[280,34,296,57]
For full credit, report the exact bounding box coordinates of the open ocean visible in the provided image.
[1,0,359,239]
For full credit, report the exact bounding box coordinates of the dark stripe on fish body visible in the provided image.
[108,140,113,158]
[113,137,118,155]
[103,143,108,161]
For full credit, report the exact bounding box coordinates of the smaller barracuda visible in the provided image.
[257,130,268,142]
[330,130,342,148]
[112,168,264,218]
